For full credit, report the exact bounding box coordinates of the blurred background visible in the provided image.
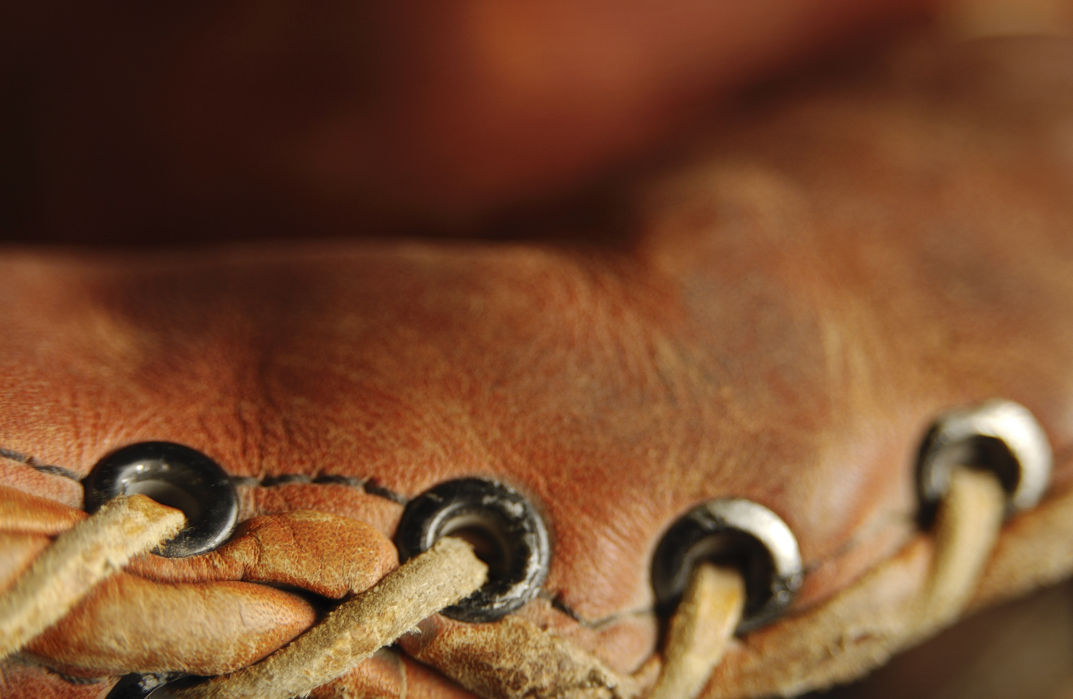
[818,579,1073,698]
[3,1,1070,244]
[0,0,1016,244]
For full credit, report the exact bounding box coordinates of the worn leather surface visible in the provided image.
[2,34,1073,697]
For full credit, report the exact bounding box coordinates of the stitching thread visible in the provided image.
[0,446,408,505]
[230,474,408,504]
[0,448,82,482]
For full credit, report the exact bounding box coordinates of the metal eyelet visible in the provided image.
[105,673,184,698]
[395,478,551,623]
[917,399,1052,518]
[83,442,238,558]
[651,498,803,633]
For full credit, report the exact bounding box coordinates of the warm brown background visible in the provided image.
[2,0,937,243]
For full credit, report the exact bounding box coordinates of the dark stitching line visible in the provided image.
[32,464,84,481]
[0,447,83,481]
[362,480,409,505]
[5,654,107,686]
[314,474,368,487]
[0,446,28,462]
[260,474,314,486]
[543,591,654,629]
[547,593,583,622]
[1,445,410,504]
[230,474,409,505]
[46,669,106,686]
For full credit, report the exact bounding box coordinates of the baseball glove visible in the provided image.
[3,8,1073,699]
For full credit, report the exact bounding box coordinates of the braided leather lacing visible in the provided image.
[0,495,184,661]
[0,465,1043,698]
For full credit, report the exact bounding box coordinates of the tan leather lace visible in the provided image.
[705,467,1016,698]
[179,537,486,698]
[649,563,745,699]
[0,464,1036,698]
[0,495,184,663]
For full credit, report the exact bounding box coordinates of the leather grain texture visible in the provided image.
[1,33,1072,697]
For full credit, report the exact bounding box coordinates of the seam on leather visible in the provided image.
[0,448,81,481]
[0,447,410,506]
[6,654,110,686]
[230,475,408,504]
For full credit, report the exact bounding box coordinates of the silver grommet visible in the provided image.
[917,399,1052,515]
[651,498,803,633]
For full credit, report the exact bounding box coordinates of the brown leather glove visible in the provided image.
[3,10,1073,699]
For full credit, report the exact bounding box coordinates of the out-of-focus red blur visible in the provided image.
[1,1,939,242]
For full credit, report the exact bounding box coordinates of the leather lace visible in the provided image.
[0,466,1032,698]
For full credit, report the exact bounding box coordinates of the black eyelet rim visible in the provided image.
[83,442,238,558]
[651,498,803,633]
[105,673,193,698]
[395,478,551,623]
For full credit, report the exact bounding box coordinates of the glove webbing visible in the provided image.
[0,466,1040,698]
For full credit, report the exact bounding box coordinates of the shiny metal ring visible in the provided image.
[917,399,1052,515]
[652,498,803,633]
[83,442,238,558]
